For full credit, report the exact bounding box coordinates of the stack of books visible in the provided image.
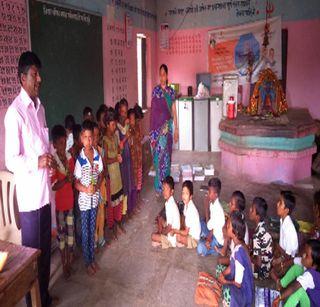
[171,163,180,183]
[204,164,215,176]
[181,164,193,181]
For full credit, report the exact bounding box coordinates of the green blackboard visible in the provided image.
[29,0,104,129]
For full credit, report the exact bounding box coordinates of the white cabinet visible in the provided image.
[194,98,209,152]
[210,96,223,152]
[178,98,193,151]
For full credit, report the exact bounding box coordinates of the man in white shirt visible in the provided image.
[197,178,225,256]
[5,52,55,307]
[151,176,180,248]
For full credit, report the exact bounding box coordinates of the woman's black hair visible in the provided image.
[82,119,94,133]
[208,177,221,196]
[127,108,136,118]
[182,180,193,196]
[104,107,116,126]
[160,64,168,85]
[230,211,246,242]
[162,176,174,191]
[18,51,41,84]
[307,239,320,271]
[252,197,268,221]
[232,190,246,212]
[64,114,75,131]
[72,124,82,142]
[51,125,66,143]
[280,190,296,214]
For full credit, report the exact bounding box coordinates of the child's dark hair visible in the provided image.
[314,190,320,213]
[230,211,246,241]
[104,107,116,126]
[307,239,320,271]
[280,190,296,214]
[82,120,94,133]
[182,180,193,196]
[252,197,268,221]
[232,190,246,212]
[18,51,41,84]
[208,177,221,196]
[92,122,99,130]
[96,106,106,123]
[64,114,75,131]
[83,106,93,117]
[115,98,128,121]
[163,176,174,191]
[51,125,66,143]
[72,124,82,142]
[134,103,144,119]
[127,108,136,118]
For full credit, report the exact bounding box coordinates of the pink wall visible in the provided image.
[157,19,320,119]
[102,17,157,109]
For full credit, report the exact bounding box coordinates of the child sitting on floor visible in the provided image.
[271,190,299,281]
[151,176,180,249]
[74,120,103,276]
[273,239,320,307]
[215,191,249,263]
[172,180,201,248]
[249,197,273,279]
[217,211,254,307]
[51,125,75,279]
[197,177,225,256]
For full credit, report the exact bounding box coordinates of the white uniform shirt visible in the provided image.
[183,200,201,241]
[207,198,225,246]
[279,215,298,257]
[165,196,180,247]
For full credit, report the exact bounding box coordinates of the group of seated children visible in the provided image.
[51,101,144,277]
[151,175,320,306]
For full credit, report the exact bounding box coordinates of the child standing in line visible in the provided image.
[92,122,107,249]
[51,125,75,279]
[96,104,108,147]
[172,180,201,248]
[74,120,103,276]
[151,176,180,249]
[103,108,125,239]
[273,239,320,307]
[197,177,225,256]
[271,191,299,281]
[249,197,273,279]
[64,114,75,151]
[128,108,143,211]
[115,99,137,218]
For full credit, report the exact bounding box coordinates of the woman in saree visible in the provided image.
[150,64,179,195]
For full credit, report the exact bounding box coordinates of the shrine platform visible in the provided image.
[219,108,317,184]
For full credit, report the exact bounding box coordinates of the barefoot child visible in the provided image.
[173,180,201,248]
[51,125,75,279]
[103,108,125,239]
[74,120,103,276]
[151,176,180,248]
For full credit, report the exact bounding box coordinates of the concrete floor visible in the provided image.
[48,151,319,307]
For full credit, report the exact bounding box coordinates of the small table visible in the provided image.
[0,240,41,307]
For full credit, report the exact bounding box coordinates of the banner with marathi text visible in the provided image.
[208,16,282,83]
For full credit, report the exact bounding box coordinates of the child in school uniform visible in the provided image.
[215,191,249,263]
[115,99,137,218]
[103,108,125,239]
[172,180,201,248]
[271,190,299,281]
[92,122,107,248]
[51,125,75,279]
[128,108,143,211]
[249,197,273,279]
[74,120,103,276]
[197,177,225,256]
[217,211,254,307]
[273,239,320,307]
[151,176,181,249]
